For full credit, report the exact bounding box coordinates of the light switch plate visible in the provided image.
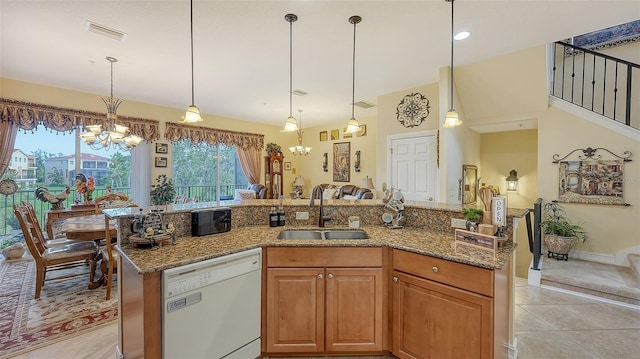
[451,218,467,229]
[296,212,309,220]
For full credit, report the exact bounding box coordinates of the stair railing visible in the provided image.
[550,41,639,131]
[526,198,543,271]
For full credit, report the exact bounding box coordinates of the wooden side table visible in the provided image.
[46,208,96,240]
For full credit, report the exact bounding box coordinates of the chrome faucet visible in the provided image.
[309,185,332,227]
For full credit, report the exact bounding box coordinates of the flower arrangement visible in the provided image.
[265,142,282,156]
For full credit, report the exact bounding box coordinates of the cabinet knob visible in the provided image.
[428,196,434,201]
[392,277,398,283]
[327,273,333,279]
[432,266,439,273]
[317,274,323,279]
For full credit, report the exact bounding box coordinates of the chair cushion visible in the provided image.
[42,241,97,260]
[100,248,120,263]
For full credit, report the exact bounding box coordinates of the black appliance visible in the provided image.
[191,207,232,236]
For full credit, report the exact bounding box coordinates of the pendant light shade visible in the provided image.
[281,13,299,132]
[288,109,311,156]
[182,0,203,123]
[344,15,362,134]
[443,0,462,128]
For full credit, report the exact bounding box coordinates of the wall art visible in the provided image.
[333,142,350,182]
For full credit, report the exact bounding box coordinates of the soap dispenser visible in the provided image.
[269,207,278,227]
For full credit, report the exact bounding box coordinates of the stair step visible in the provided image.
[629,254,640,281]
[541,258,640,306]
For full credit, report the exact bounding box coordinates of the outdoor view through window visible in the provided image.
[1,129,247,238]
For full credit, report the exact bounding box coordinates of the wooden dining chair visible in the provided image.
[94,193,136,300]
[14,204,99,299]
[21,201,76,248]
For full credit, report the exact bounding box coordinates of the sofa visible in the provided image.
[316,183,374,200]
[248,183,267,199]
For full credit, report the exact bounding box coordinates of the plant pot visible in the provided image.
[2,243,26,260]
[544,234,575,261]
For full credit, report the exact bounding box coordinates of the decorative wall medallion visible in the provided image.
[0,179,18,195]
[396,93,430,128]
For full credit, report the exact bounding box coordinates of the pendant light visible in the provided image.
[443,0,462,128]
[344,15,362,134]
[281,13,299,132]
[182,0,203,123]
[289,109,311,156]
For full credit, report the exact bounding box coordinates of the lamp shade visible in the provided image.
[345,118,360,134]
[293,176,305,187]
[443,110,462,128]
[183,105,203,123]
[361,176,374,189]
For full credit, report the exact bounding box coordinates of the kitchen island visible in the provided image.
[106,200,521,359]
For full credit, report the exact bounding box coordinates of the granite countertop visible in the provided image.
[117,224,516,274]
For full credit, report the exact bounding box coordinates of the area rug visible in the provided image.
[0,257,118,358]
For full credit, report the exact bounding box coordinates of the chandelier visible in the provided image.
[289,109,311,156]
[81,56,142,151]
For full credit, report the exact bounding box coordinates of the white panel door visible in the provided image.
[390,134,437,201]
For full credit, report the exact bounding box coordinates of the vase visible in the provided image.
[544,234,575,261]
[2,243,26,260]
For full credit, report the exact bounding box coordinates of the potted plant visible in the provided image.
[150,174,176,211]
[265,142,282,156]
[462,207,484,232]
[541,201,588,261]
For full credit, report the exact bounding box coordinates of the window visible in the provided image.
[172,140,248,201]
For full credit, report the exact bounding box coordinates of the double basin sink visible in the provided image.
[277,229,369,240]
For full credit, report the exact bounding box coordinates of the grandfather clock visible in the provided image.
[264,153,284,199]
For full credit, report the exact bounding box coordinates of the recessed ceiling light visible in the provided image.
[454,31,470,40]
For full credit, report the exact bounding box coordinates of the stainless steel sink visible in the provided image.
[277,229,369,240]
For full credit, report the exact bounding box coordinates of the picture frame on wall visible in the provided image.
[333,142,350,182]
[155,157,168,168]
[330,129,340,140]
[343,128,352,139]
[320,131,328,142]
[462,164,478,205]
[155,143,168,154]
[284,162,292,171]
[357,124,367,137]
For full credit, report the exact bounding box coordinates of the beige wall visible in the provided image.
[538,107,639,256]
[481,129,538,278]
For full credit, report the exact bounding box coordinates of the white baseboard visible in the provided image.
[528,257,542,286]
[615,245,640,267]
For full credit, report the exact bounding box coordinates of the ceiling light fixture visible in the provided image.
[289,109,311,156]
[81,56,142,151]
[443,0,463,128]
[182,0,203,123]
[282,13,299,133]
[345,15,362,134]
[454,31,470,40]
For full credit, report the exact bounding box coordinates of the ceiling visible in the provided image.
[1,1,638,128]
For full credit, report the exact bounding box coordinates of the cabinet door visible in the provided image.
[266,268,325,353]
[325,268,383,352]
[392,271,492,359]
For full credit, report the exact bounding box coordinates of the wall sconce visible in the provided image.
[322,153,328,172]
[354,150,361,172]
[506,169,519,191]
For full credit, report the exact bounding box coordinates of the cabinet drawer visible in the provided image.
[267,247,382,268]
[392,249,493,297]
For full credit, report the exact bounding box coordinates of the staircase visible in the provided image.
[540,254,640,307]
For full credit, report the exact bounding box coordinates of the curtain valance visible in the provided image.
[0,98,160,142]
[164,121,264,150]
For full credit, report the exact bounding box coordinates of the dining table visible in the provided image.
[60,213,117,289]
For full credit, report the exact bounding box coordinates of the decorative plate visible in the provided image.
[396,93,430,128]
[0,179,18,195]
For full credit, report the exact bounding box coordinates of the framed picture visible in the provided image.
[155,143,168,154]
[333,142,350,182]
[558,160,625,205]
[155,157,168,168]
[343,128,352,139]
[357,124,367,137]
[320,131,328,142]
[330,129,340,141]
[462,164,478,205]
[284,162,292,171]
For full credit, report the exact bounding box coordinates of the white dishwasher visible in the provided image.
[163,247,262,359]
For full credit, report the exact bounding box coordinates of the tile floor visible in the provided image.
[10,277,640,358]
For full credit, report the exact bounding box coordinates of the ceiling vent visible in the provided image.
[85,21,128,42]
[292,89,308,96]
[354,100,375,109]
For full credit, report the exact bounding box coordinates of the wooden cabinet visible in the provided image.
[391,249,510,359]
[264,154,284,199]
[264,247,385,355]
